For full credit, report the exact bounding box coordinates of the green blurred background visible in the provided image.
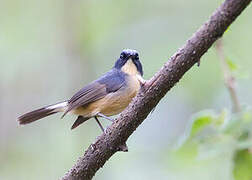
[0,0,251,179]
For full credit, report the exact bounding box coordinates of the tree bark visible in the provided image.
[62,0,251,179]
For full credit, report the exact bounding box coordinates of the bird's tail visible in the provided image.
[18,101,68,125]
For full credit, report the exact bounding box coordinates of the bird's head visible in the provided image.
[114,49,143,76]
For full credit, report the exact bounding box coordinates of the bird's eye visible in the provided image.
[120,52,126,59]
[135,53,139,60]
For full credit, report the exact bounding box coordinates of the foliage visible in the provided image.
[233,149,252,180]
[170,108,252,180]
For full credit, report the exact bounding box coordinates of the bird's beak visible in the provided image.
[127,55,134,60]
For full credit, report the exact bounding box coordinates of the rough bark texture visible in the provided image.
[62,0,251,179]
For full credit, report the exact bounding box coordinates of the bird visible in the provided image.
[18,49,145,132]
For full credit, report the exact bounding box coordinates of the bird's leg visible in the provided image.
[97,113,114,122]
[96,115,128,152]
[94,116,105,132]
[96,114,128,152]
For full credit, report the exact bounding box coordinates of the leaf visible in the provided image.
[215,109,228,126]
[190,114,213,137]
[233,149,252,180]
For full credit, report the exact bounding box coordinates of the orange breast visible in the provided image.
[72,75,140,117]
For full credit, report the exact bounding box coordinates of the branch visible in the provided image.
[215,39,241,112]
[62,0,251,179]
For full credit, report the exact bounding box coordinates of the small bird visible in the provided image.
[18,49,144,131]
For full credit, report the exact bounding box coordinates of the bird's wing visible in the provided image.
[62,69,126,117]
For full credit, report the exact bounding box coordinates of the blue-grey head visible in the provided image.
[114,49,143,76]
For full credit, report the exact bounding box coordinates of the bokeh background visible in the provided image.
[0,0,251,179]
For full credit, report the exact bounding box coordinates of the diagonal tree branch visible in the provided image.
[62,0,251,179]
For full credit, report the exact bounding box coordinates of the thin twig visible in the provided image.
[215,39,241,112]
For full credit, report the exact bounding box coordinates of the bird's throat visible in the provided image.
[121,59,138,76]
